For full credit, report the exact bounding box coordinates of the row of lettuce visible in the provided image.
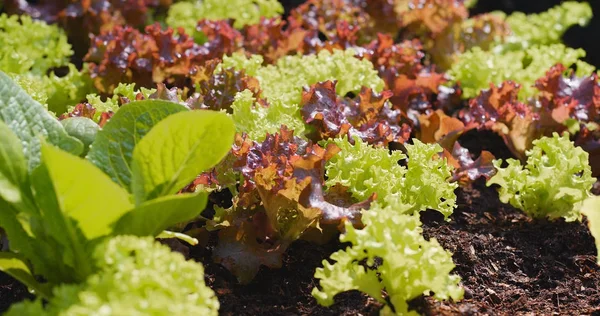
[0,0,599,315]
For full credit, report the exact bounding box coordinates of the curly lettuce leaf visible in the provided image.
[312,204,463,315]
[449,44,588,100]
[82,83,156,122]
[325,137,457,218]
[400,140,457,216]
[300,80,411,146]
[0,14,72,76]
[226,49,384,140]
[11,64,92,114]
[488,133,596,221]
[503,1,592,50]
[257,49,384,106]
[6,236,219,316]
[167,0,283,35]
[0,15,91,114]
[231,89,306,141]
[224,49,384,105]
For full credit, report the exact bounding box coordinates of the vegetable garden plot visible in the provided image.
[0,0,599,314]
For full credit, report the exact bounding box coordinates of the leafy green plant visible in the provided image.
[167,0,283,35]
[86,99,188,191]
[0,71,83,170]
[502,1,592,49]
[449,1,594,100]
[80,83,157,122]
[449,44,589,100]
[224,49,384,140]
[4,236,220,316]
[0,14,71,75]
[60,117,99,155]
[0,15,92,112]
[488,133,596,221]
[312,203,463,315]
[0,74,235,297]
[325,137,457,219]
[225,49,384,106]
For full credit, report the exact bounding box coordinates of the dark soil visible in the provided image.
[196,237,383,316]
[417,179,600,315]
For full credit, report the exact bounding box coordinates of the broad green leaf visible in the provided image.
[112,192,207,237]
[29,164,93,283]
[582,196,600,265]
[40,142,134,239]
[87,100,188,190]
[0,120,27,204]
[0,252,52,299]
[0,71,83,170]
[131,110,235,204]
[0,199,41,279]
[61,117,99,155]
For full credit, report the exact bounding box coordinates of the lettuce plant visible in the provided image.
[81,83,157,122]
[488,133,596,221]
[11,65,92,114]
[167,0,283,35]
[225,49,384,106]
[224,49,385,140]
[231,89,306,141]
[449,44,589,100]
[325,137,457,219]
[4,236,219,316]
[502,1,592,49]
[312,203,463,315]
[0,14,92,113]
[448,1,594,100]
[0,14,71,75]
[0,73,235,298]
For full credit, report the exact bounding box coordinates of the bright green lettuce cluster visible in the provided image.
[449,1,595,100]
[167,0,283,35]
[325,137,457,219]
[312,203,463,315]
[449,44,589,100]
[0,14,91,113]
[488,133,596,222]
[81,83,156,122]
[12,65,92,114]
[224,50,384,140]
[503,1,592,49]
[222,50,384,105]
[231,89,306,141]
[6,236,219,316]
[0,14,72,75]
[253,49,384,105]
